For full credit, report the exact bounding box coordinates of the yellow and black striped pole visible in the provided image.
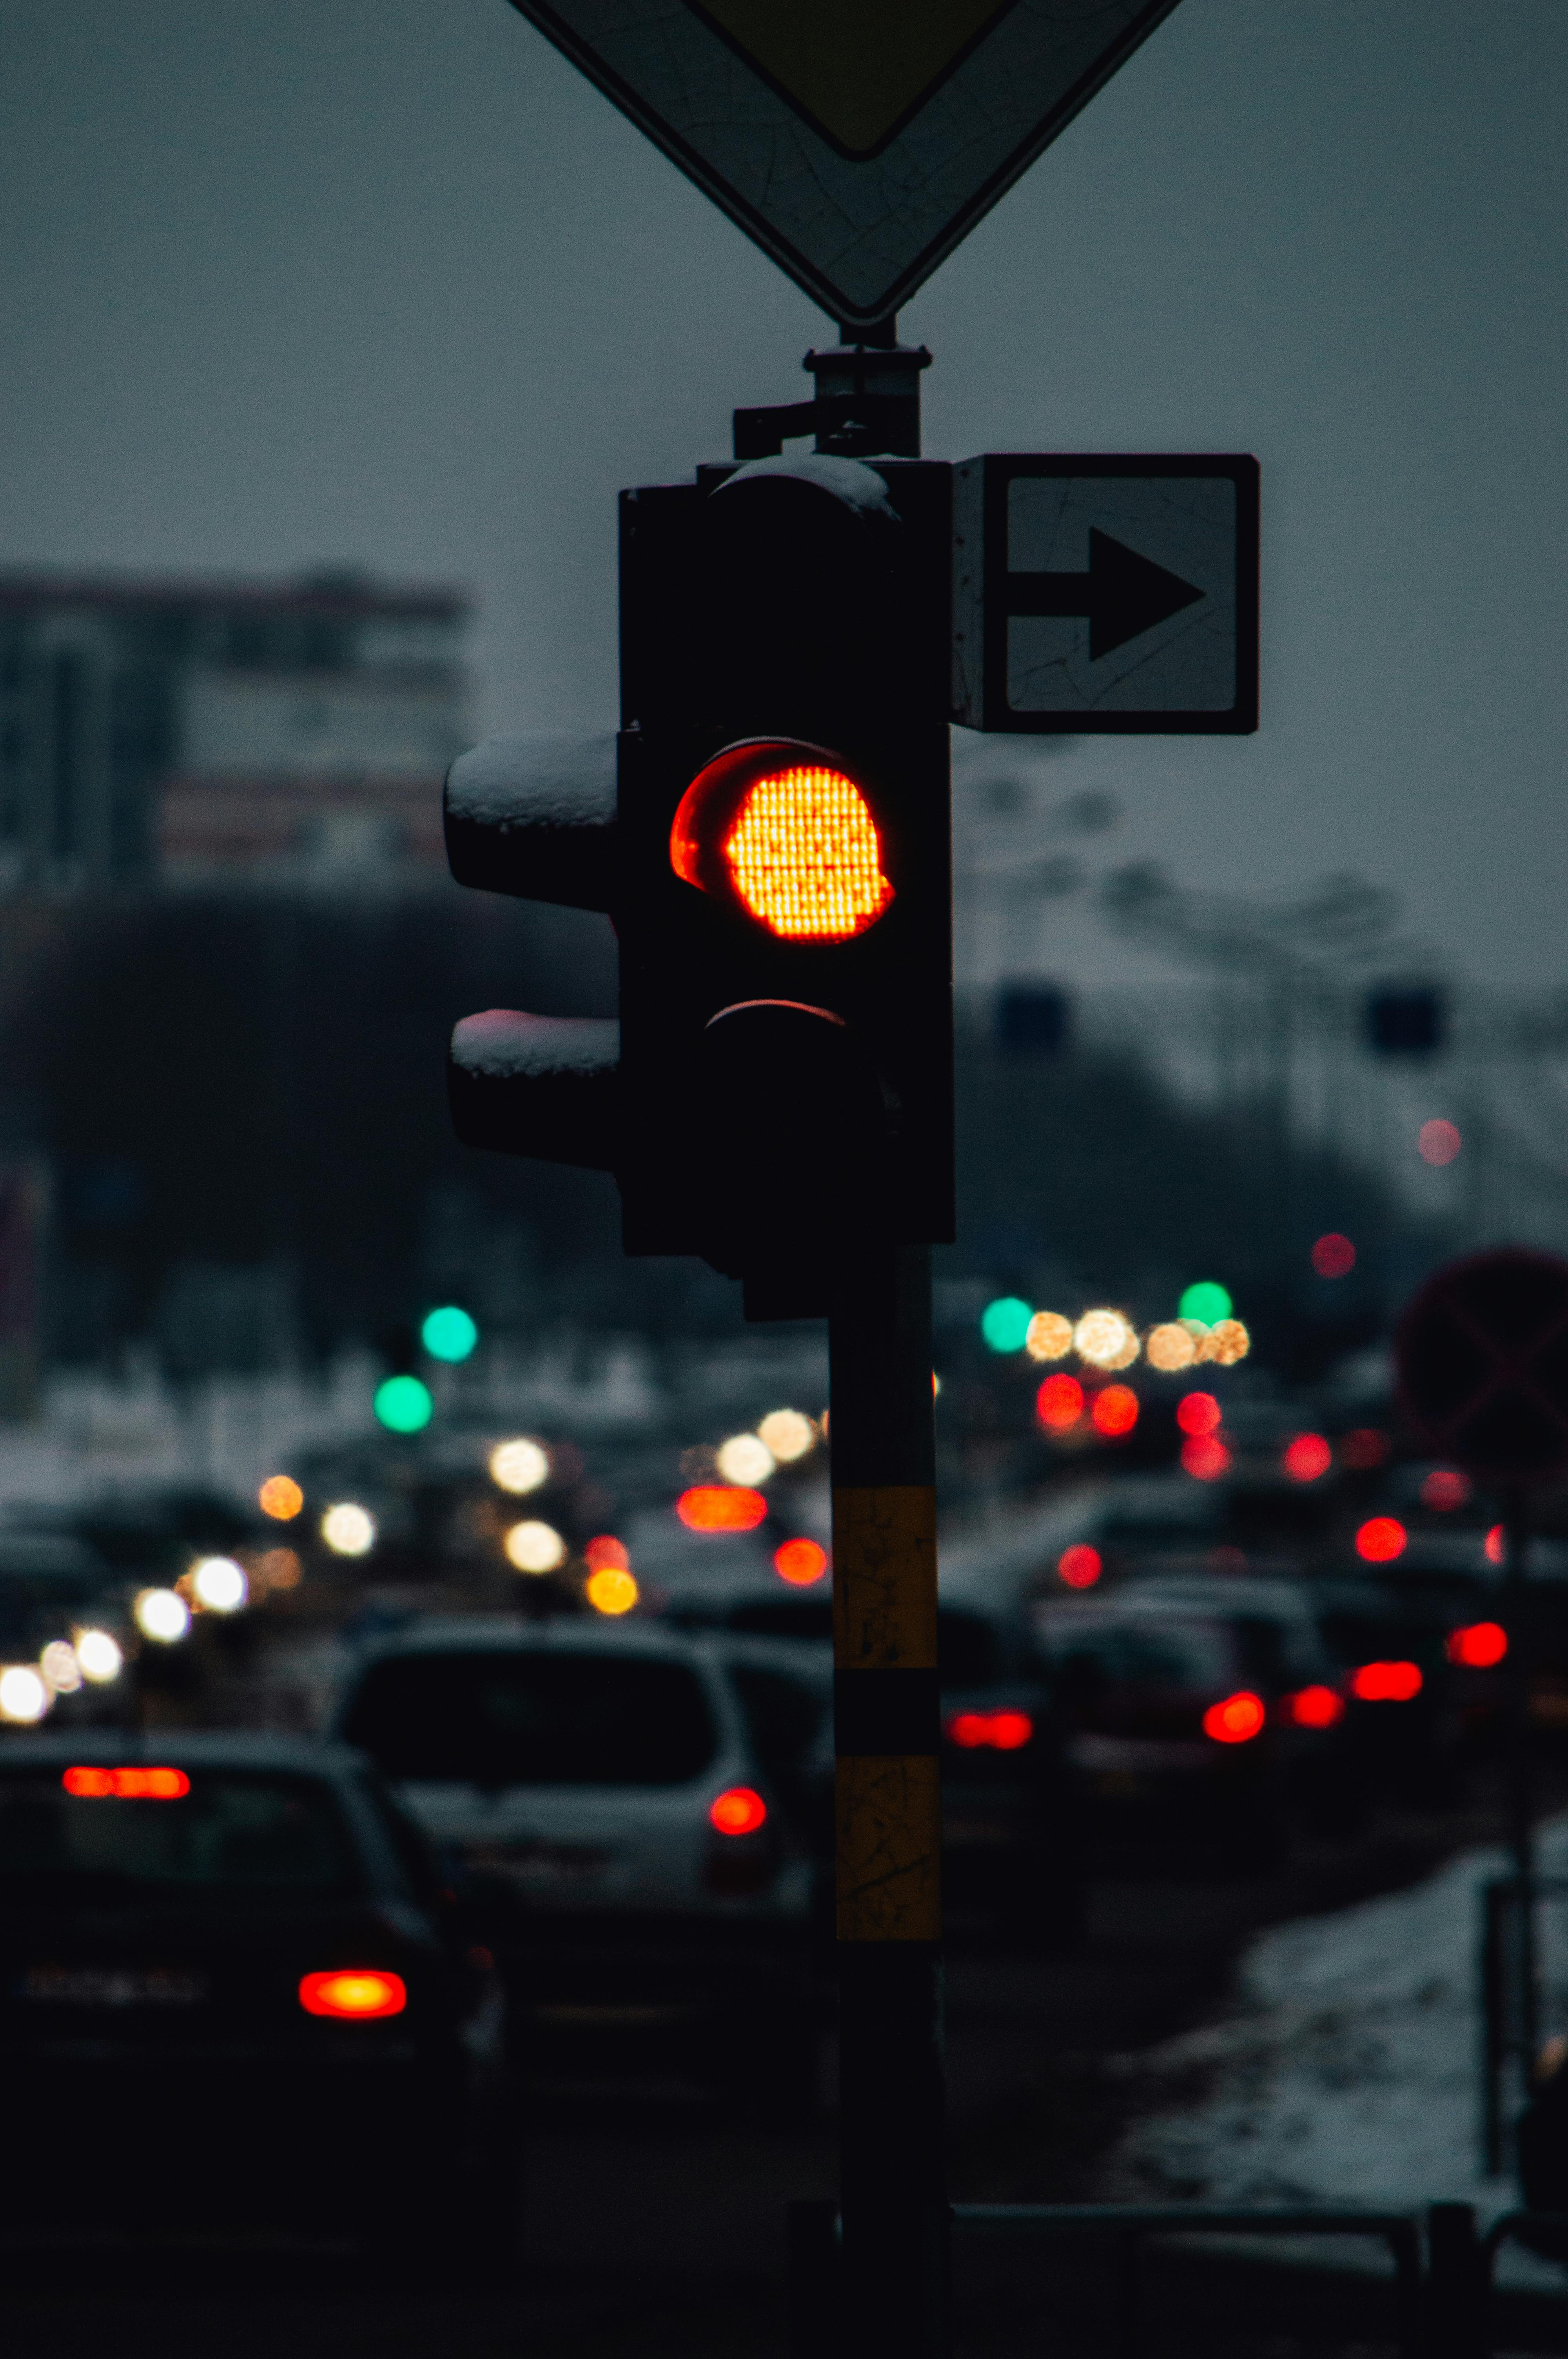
[831,1241,948,2357]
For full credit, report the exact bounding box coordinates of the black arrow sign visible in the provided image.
[1007,528,1205,662]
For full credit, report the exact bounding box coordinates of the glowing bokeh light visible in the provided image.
[421,1304,478,1363]
[253,1547,301,1591]
[1074,1309,1140,1371]
[1448,1622,1507,1668]
[1351,1659,1423,1702]
[1421,1468,1472,1512]
[1486,1525,1506,1566]
[490,1438,549,1496]
[0,1665,49,1723]
[1179,1280,1233,1325]
[981,1296,1033,1354]
[586,1566,639,1616]
[40,1641,82,1695]
[64,1765,188,1799]
[134,1588,190,1643]
[1355,1517,1407,1565]
[1091,1384,1140,1438]
[1418,1118,1463,1167]
[716,1433,775,1487]
[1312,1233,1356,1279]
[505,1519,567,1574]
[947,1710,1033,1750]
[258,1475,304,1521]
[1282,1433,1332,1484]
[1181,1434,1232,1481]
[1287,1685,1346,1729]
[709,1787,768,1836]
[321,1502,376,1558]
[1176,1391,1221,1438]
[298,1970,407,2020]
[374,1374,433,1435]
[775,1538,828,1586]
[1057,1544,1102,1590]
[191,1557,247,1614]
[1203,1690,1265,1743]
[1208,1319,1251,1366]
[583,1535,630,1572]
[1025,1311,1074,1363]
[1145,1322,1198,1373]
[678,1487,768,1532]
[757,1408,816,1463]
[1036,1374,1084,1433]
[74,1628,122,1684]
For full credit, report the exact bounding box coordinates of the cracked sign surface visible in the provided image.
[503,0,1187,325]
[952,453,1259,733]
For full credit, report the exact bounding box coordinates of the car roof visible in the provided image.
[349,1612,718,1664]
[0,1730,367,1778]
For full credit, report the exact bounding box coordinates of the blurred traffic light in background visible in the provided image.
[420,1304,478,1362]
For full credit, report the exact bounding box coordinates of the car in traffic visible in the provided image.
[334,1617,822,2115]
[0,1731,512,2264]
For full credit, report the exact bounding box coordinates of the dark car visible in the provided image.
[0,1732,513,2264]
[1304,1576,1463,1804]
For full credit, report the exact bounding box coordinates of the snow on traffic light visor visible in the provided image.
[670,740,893,941]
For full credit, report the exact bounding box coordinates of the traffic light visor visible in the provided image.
[670,740,893,941]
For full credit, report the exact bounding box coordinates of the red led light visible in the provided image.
[1057,1544,1102,1590]
[1341,1428,1391,1470]
[1176,1392,1221,1437]
[670,742,893,941]
[677,1487,768,1532]
[774,1537,828,1586]
[62,1766,189,1800]
[1421,1468,1471,1512]
[1356,1517,1407,1564]
[1285,1685,1346,1729]
[1203,1690,1266,1744]
[299,1970,407,2020]
[1350,1660,1423,1703]
[1311,1232,1356,1279]
[1448,1622,1507,1669]
[1181,1434,1232,1482]
[709,1787,767,1836]
[1091,1384,1139,1439]
[946,1710,1034,1751]
[583,1534,630,1571]
[1036,1374,1084,1433]
[1283,1432,1332,1484]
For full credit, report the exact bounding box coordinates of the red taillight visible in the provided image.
[946,1710,1034,1751]
[298,1970,407,2021]
[1057,1544,1102,1590]
[709,1787,767,1836]
[1350,1660,1423,1702]
[62,1766,189,1799]
[1448,1622,1507,1668]
[1203,1690,1266,1744]
[774,1537,828,1586]
[1356,1517,1406,1564]
[677,1486,768,1532]
[1283,1684,1346,1729]
[1282,1433,1332,1483]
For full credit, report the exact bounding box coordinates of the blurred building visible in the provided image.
[0,570,470,891]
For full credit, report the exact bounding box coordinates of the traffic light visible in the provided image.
[372,1320,432,1434]
[445,450,955,1317]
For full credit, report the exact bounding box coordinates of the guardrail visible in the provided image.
[788,2195,1560,2359]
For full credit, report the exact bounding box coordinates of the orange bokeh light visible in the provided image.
[1350,1659,1423,1702]
[709,1787,768,1836]
[298,1970,407,2020]
[1181,1434,1232,1482]
[774,1537,828,1586]
[258,1475,304,1521]
[1203,1690,1265,1744]
[1091,1384,1139,1438]
[1283,1432,1332,1483]
[1448,1622,1507,1668]
[584,1534,630,1571]
[677,1486,768,1532]
[1057,1544,1102,1590]
[63,1766,189,1799]
[1176,1391,1221,1437]
[1356,1517,1407,1564]
[1036,1374,1084,1433]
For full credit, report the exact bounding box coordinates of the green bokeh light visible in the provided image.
[421,1305,478,1363]
[375,1374,434,1434]
[980,1296,1033,1354]
[1178,1280,1233,1325]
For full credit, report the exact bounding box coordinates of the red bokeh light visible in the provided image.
[1057,1544,1102,1590]
[1285,1685,1346,1729]
[1356,1516,1407,1564]
[1341,1428,1391,1470]
[1036,1374,1085,1433]
[1421,1468,1472,1512]
[677,1486,768,1532]
[1283,1432,1332,1484]
[1091,1384,1140,1439]
[1418,1118,1462,1167]
[947,1710,1033,1751]
[584,1534,630,1571]
[1176,1391,1221,1437]
[62,1766,189,1800]
[1486,1524,1506,1566]
[774,1537,828,1586]
[1448,1622,1507,1669]
[1203,1690,1266,1744]
[298,1970,407,2020]
[1312,1233,1356,1279]
[709,1786,768,1836]
[1350,1660,1423,1702]
[1181,1434,1232,1482]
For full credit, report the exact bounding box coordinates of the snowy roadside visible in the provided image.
[1100,1823,1568,2290]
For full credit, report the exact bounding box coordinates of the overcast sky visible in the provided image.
[2,0,1564,999]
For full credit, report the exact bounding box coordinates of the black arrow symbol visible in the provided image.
[1007,528,1205,662]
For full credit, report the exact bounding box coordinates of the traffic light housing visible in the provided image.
[446,450,954,1318]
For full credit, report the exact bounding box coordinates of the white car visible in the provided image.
[334,1616,820,2112]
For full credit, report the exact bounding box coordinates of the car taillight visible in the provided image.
[62,1766,189,1799]
[298,1970,407,2020]
[709,1787,767,1836]
[1203,1691,1266,1744]
[1350,1660,1423,1702]
[1448,1622,1507,1668]
[1281,1685,1346,1730]
[945,1710,1034,1751]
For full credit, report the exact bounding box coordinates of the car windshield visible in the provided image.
[343,1650,719,1787]
[0,1772,360,1902]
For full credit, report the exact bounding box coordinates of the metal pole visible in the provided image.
[829,1241,949,2359]
[1503,1491,1538,2079]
